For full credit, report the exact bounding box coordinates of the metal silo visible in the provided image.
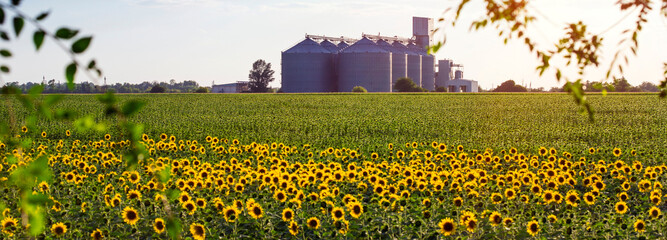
[320,40,339,53]
[281,37,336,93]
[337,41,350,51]
[421,53,435,91]
[377,40,407,91]
[338,37,392,92]
[406,43,422,88]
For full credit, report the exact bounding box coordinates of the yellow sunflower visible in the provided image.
[190,223,206,240]
[307,217,320,229]
[348,202,363,219]
[526,220,540,236]
[634,219,646,233]
[288,221,299,236]
[51,222,67,237]
[438,218,456,236]
[331,207,345,221]
[282,208,295,222]
[154,218,166,234]
[614,201,628,214]
[122,207,139,225]
[489,212,502,226]
[248,203,264,219]
[90,229,104,240]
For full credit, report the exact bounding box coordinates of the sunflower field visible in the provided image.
[1,93,666,239]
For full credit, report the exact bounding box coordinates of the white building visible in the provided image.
[435,59,479,92]
[212,81,249,93]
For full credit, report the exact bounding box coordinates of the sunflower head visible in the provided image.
[633,219,646,233]
[526,220,540,236]
[154,218,166,234]
[282,208,295,222]
[489,212,502,226]
[223,206,239,223]
[288,221,299,236]
[122,207,139,225]
[307,217,320,229]
[615,201,628,214]
[90,229,104,240]
[190,223,206,240]
[331,207,345,221]
[438,218,456,236]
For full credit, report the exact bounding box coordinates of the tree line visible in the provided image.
[1,79,210,94]
[489,78,661,93]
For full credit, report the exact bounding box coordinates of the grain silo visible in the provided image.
[338,37,392,92]
[320,40,340,53]
[406,43,422,87]
[337,41,350,51]
[377,39,407,91]
[281,38,336,93]
[421,53,435,91]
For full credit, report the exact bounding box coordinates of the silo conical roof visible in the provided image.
[341,37,388,53]
[376,39,401,53]
[407,42,427,55]
[284,38,331,54]
[337,41,350,50]
[320,40,340,53]
[390,41,409,54]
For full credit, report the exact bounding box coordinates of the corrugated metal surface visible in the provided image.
[338,38,392,92]
[406,43,422,87]
[436,59,451,88]
[281,38,336,92]
[377,40,407,91]
[421,54,435,91]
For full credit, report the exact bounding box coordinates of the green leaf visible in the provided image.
[72,36,92,54]
[166,217,182,239]
[26,193,52,205]
[28,84,43,96]
[0,49,10,57]
[55,28,79,39]
[0,31,9,41]
[87,60,96,69]
[0,7,5,24]
[0,65,8,73]
[65,63,77,90]
[122,100,145,116]
[13,16,24,37]
[97,90,117,105]
[45,94,63,106]
[12,0,21,6]
[35,11,49,21]
[33,31,45,51]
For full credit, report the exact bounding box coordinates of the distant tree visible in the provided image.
[613,77,632,92]
[194,87,209,93]
[492,80,528,92]
[435,86,447,92]
[248,59,275,93]
[394,77,423,92]
[149,85,166,93]
[638,82,659,92]
[352,86,367,93]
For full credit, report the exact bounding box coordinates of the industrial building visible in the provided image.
[212,81,249,93]
[281,16,478,93]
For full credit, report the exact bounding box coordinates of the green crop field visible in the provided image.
[3,93,666,154]
[1,93,666,239]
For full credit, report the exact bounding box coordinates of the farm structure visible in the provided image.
[281,17,478,92]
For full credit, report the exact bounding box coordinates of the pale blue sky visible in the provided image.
[3,0,666,89]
